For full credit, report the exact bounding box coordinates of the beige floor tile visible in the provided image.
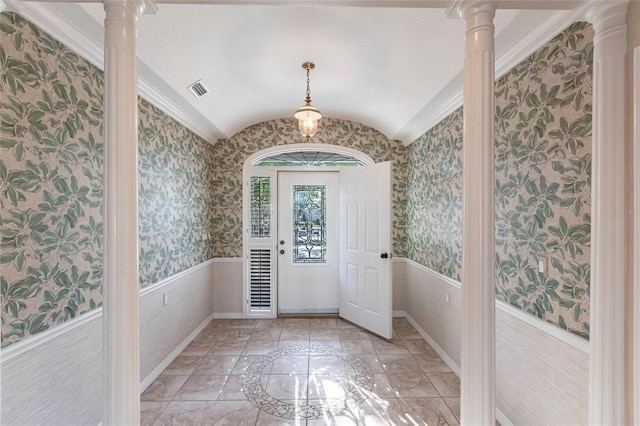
[310,329,340,340]
[283,318,310,328]
[218,374,247,401]
[221,329,253,341]
[387,373,440,398]
[153,401,215,425]
[270,355,309,375]
[278,340,310,349]
[142,375,189,401]
[370,374,395,398]
[309,355,347,376]
[255,319,285,329]
[378,354,423,375]
[337,329,371,340]
[413,353,452,373]
[232,355,267,374]
[162,356,203,376]
[255,410,306,425]
[340,339,375,354]
[148,318,462,424]
[428,372,461,398]
[403,339,437,354]
[356,397,407,425]
[194,356,238,375]
[265,375,309,400]
[182,340,215,357]
[141,401,168,426]
[174,374,228,401]
[251,328,283,341]
[308,318,337,329]
[400,397,459,425]
[371,339,410,355]
[209,340,247,355]
[443,397,461,423]
[310,340,341,350]
[243,340,279,355]
[280,328,311,340]
[206,400,260,425]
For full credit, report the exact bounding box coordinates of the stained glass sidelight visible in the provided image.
[292,185,327,263]
[250,177,271,238]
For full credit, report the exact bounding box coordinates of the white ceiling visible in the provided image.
[35,2,570,143]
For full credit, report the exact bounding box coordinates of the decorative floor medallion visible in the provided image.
[242,343,374,420]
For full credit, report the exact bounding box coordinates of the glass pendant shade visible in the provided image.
[295,104,322,139]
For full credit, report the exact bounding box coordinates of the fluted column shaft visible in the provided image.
[449,1,498,425]
[103,1,142,423]
[586,1,628,425]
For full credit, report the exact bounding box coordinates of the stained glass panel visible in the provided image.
[292,185,326,263]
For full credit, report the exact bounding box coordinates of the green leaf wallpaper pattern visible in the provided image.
[0,12,215,347]
[406,22,593,339]
[211,117,408,259]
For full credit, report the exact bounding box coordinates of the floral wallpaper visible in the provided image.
[406,109,463,280]
[406,22,593,338]
[0,12,215,347]
[211,117,408,258]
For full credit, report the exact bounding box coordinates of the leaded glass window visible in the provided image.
[292,185,326,263]
[250,177,271,238]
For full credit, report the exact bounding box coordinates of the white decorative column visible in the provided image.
[585,1,628,425]
[447,1,497,425]
[102,0,153,423]
[635,43,640,426]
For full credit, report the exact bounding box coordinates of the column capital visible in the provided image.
[446,0,499,20]
[585,0,628,30]
[103,0,157,17]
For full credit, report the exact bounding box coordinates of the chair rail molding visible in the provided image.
[585,1,629,425]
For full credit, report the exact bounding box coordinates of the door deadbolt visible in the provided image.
[280,240,285,245]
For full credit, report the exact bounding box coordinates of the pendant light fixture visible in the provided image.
[294,62,322,140]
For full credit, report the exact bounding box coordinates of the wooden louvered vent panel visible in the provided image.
[249,249,271,309]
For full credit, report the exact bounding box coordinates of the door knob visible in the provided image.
[280,250,285,255]
[380,253,388,259]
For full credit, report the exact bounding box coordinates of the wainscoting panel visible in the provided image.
[0,260,215,425]
[402,259,589,426]
[392,257,407,312]
[404,259,462,366]
[212,258,243,317]
[139,259,214,382]
[1,311,103,425]
[496,302,589,425]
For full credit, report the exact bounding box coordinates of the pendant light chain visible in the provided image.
[305,66,312,104]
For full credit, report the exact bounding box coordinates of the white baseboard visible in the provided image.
[139,312,214,393]
[399,311,461,376]
[396,310,513,426]
[212,312,244,319]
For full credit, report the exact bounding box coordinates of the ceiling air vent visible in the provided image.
[188,79,208,99]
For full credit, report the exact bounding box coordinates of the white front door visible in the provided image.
[277,172,340,313]
[339,162,392,339]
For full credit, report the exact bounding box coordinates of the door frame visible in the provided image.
[242,144,374,318]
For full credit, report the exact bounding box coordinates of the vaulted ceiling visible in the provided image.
[18,1,582,144]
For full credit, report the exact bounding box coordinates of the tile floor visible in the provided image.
[141,317,460,425]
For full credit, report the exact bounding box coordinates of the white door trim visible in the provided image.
[242,144,374,319]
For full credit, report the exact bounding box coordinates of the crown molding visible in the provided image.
[5,0,222,144]
[396,3,590,145]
